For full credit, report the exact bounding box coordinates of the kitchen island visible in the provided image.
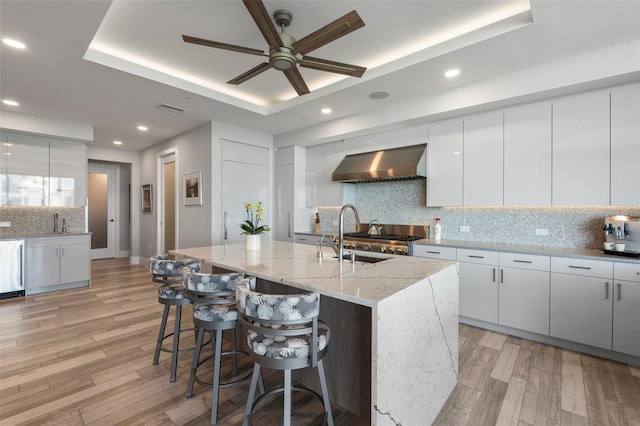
[172,240,458,425]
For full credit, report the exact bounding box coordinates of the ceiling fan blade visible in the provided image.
[283,67,310,96]
[292,10,364,56]
[228,62,273,85]
[299,56,366,78]
[243,0,284,49]
[182,35,267,57]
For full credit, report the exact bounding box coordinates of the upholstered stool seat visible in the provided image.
[183,265,260,425]
[237,286,334,426]
[149,254,199,383]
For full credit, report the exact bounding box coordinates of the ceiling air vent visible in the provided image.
[156,103,186,113]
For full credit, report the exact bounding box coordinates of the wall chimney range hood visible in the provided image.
[332,144,427,183]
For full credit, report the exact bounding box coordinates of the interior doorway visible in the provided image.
[157,152,177,254]
[88,164,116,259]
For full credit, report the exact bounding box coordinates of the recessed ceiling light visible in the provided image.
[2,38,26,49]
[444,69,460,78]
[321,108,332,114]
[113,140,122,145]
[137,125,148,131]
[369,90,390,100]
[2,99,19,106]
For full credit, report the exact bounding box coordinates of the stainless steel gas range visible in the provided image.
[339,224,428,256]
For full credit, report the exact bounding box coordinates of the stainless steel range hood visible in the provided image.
[332,144,427,183]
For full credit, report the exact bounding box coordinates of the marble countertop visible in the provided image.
[171,240,455,307]
[413,238,640,264]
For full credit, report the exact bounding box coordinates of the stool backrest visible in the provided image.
[149,254,198,284]
[236,285,322,365]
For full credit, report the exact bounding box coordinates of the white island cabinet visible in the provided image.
[172,241,458,426]
[26,234,91,294]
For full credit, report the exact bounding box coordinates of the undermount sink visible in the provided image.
[327,252,391,264]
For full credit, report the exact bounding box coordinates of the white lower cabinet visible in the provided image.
[612,262,640,357]
[550,257,614,350]
[457,249,550,333]
[457,249,499,323]
[27,235,91,293]
[498,253,550,335]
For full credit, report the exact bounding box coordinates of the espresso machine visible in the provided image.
[603,215,640,257]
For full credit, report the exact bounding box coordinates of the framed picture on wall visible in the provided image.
[184,171,203,206]
[141,184,152,213]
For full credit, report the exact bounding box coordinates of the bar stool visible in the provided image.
[236,285,334,426]
[182,265,261,424]
[149,254,199,383]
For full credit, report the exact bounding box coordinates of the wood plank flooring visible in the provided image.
[1,258,639,425]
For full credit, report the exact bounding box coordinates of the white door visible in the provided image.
[88,165,116,259]
[221,140,269,245]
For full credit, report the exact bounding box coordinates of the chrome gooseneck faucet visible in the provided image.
[338,204,360,263]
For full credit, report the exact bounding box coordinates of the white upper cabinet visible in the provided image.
[305,141,354,207]
[427,120,463,206]
[49,140,87,206]
[552,91,610,205]
[610,85,640,206]
[463,112,504,206]
[0,132,87,206]
[503,103,552,206]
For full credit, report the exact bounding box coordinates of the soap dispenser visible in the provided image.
[434,218,442,240]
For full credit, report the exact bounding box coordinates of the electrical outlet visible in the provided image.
[0,221,11,227]
[460,226,470,233]
[535,228,549,236]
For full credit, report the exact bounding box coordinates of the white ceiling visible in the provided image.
[1,0,639,152]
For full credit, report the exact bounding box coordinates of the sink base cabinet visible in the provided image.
[27,235,91,294]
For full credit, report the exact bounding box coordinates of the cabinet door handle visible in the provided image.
[61,247,65,257]
[605,282,609,299]
[617,283,622,301]
[56,247,60,258]
[492,268,496,283]
[19,245,24,288]
[569,265,591,270]
[513,259,532,264]
[468,255,484,259]
[427,250,440,254]
[223,211,228,240]
[500,269,504,283]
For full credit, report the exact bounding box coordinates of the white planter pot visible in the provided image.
[245,234,261,251]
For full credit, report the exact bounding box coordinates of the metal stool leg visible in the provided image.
[283,369,292,426]
[186,326,205,398]
[318,360,334,426]
[170,305,182,383]
[210,328,224,424]
[242,364,262,426]
[153,304,170,365]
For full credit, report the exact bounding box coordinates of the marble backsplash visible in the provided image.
[0,206,86,237]
[318,180,640,249]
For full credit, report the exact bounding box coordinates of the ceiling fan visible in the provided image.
[182,0,366,96]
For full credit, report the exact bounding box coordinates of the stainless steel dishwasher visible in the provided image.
[0,239,25,299]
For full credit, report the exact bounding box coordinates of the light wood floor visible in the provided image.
[0,258,638,425]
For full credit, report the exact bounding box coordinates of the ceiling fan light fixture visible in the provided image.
[271,51,296,70]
